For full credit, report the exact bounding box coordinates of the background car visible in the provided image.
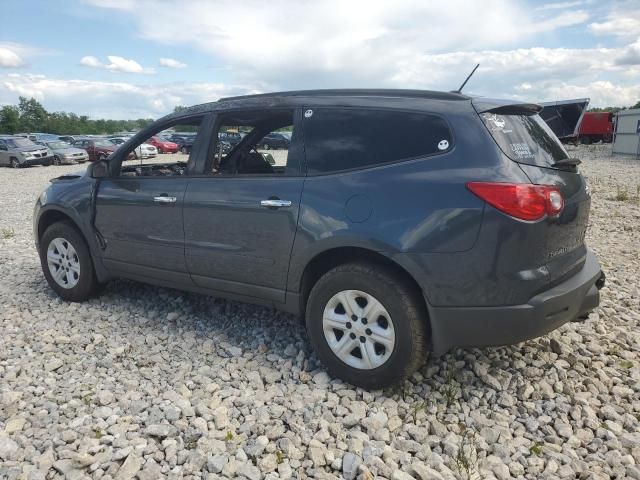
[72,138,118,162]
[146,136,178,154]
[257,132,290,150]
[42,140,89,165]
[0,135,53,168]
[108,137,158,159]
[167,133,196,154]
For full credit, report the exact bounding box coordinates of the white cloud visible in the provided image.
[84,0,589,86]
[515,80,640,108]
[588,7,640,37]
[80,55,155,74]
[0,73,257,118]
[0,42,53,68]
[159,57,187,69]
[80,55,102,68]
[0,48,24,68]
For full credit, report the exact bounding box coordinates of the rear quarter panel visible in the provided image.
[287,100,531,299]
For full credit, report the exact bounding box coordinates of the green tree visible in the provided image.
[18,96,49,132]
[0,105,21,133]
[632,100,640,109]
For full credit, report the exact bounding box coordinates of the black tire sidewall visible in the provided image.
[39,222,97,302]
[306,265,425,389]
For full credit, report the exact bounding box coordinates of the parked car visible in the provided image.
[58,135,80,144]
[33,89,604,389]
[257,132,290,150]
[219,131,244,147]
[72,138,118,162]
[27,133,61,143]
[146,136,178,154]
[167,133,195,154]
[0,135,53,167]
[42,140,89,165]
[578,112,614,144]
[108,137,158,159]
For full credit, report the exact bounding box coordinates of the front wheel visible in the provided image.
[306,262,428,389]
[39,221,99,302]
[157,147,163,154]
[53,156,62,166]
[10,158,20,168]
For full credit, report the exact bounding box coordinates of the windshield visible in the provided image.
[480,113,569,168]
[94,140,114,147]
[8,138,37,148]
[47,141,72,149]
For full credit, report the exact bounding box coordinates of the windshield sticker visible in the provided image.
[510,143,533,158]
[437,139,449,150]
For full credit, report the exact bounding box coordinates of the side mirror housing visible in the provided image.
[91,160,110,178]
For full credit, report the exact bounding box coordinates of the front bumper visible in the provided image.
[21,155,53,166]
[428,249,604,355]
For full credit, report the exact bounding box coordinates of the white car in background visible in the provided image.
[108,137,157,159]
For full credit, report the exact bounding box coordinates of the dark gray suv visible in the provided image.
[34,89,604,388]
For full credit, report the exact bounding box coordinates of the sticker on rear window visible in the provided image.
[510,143,533,158]
[437,139,449,150]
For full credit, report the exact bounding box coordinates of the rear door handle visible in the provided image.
[154,195,177,204]
[260,199,292,208]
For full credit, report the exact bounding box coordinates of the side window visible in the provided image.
[209,109,296,176]
[303,108,452,174]
[118,116,203,177]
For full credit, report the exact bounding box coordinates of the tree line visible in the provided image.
[588,101,640,113]
[0,97,156,135]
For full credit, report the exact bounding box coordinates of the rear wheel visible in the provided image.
[306,262,428,389]
[263,143,270,150]
[39,221,98,302]
[180,146,189,154]
[157,147,163,154]
[580,136,591,145]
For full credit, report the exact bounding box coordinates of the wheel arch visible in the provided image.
[36,207,111,283]
[296,246,429,330]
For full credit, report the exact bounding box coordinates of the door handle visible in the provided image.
[260,199,292,208]
[154,195,177,204]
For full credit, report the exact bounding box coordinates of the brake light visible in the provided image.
[466,182,564,221]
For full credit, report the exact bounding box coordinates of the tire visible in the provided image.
[98,153,107,161]
[180,146,188,154]
[306,262,428,389]
[263,143,270,150]
[580,136,591,145]
[10,158,20,168]
[39,221,99,302]
[53,156,62,166]
[157,147,163,154]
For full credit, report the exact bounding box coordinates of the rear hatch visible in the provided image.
[473,98,591,285]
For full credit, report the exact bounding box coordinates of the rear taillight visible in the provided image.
[466,182,564,221]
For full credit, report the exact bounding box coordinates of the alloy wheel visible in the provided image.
[10,159,19,168]
[47,237,81,289]
[322,289,395,370]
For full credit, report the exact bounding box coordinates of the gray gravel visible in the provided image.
[1,145,639,480]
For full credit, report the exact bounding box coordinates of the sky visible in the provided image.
[0,0,639,119]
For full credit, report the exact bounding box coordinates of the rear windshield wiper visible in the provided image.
[552,157,581,170]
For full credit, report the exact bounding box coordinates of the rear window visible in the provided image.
[304,108,452,174]
[480,113,569,167]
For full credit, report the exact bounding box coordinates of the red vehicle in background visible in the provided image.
[146,136,178,153]
[578,112,614,144]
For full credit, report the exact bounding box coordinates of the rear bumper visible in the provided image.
[428,249,603,355]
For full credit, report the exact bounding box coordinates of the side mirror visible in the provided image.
[91,160,110,178]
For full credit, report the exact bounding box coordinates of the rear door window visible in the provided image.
[303,108,452,174]
[480,113,569,168]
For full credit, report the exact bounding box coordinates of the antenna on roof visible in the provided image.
[455,63,479,93]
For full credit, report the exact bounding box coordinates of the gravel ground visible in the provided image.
[0,145,639,480]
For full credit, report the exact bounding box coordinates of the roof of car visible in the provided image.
[219,89,470,102]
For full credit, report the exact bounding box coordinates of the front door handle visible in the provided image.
[260,199,292,208]
[154,195,177,204]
